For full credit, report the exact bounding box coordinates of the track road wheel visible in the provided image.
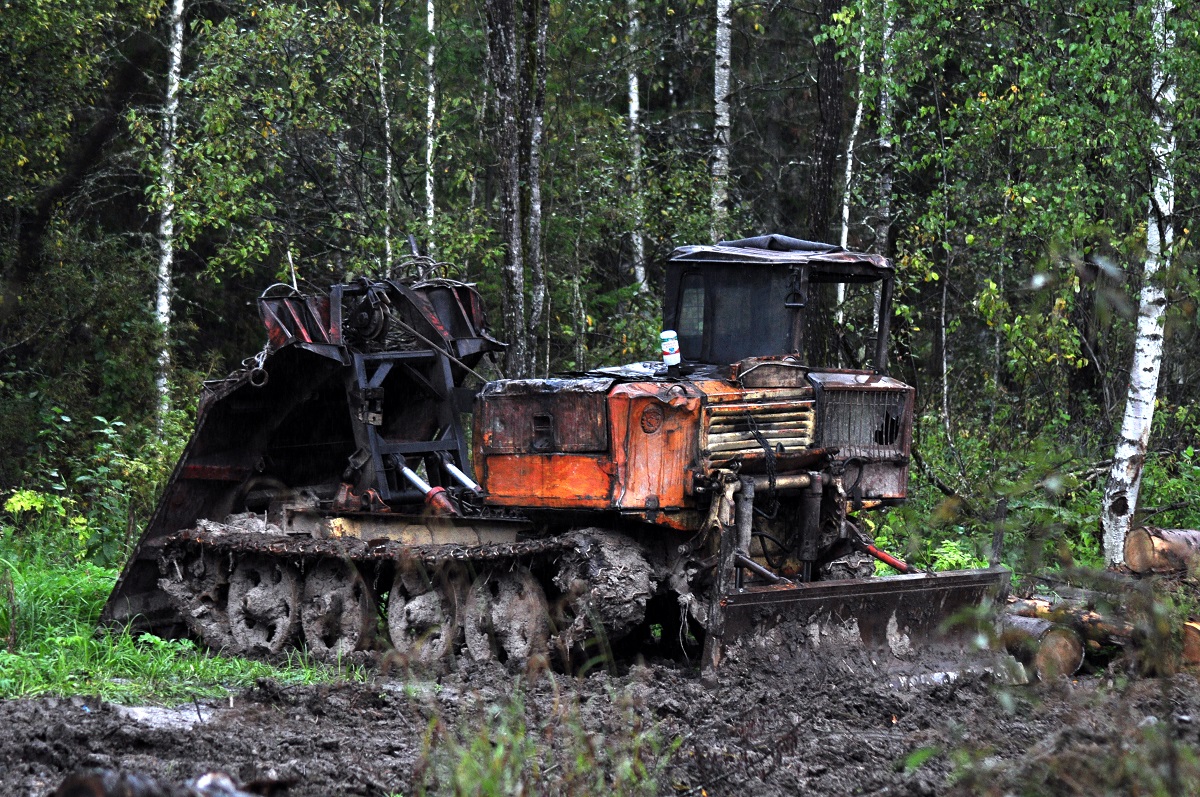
[227,555,301,655]
[301,559,377,658]
[158,548,235,652]
[387,562,467,667]
[464,569,550,665]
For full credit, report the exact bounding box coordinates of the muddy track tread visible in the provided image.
[165,523,575,567]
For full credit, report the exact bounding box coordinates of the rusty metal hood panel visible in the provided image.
[480,377,616,396]
[587,361,731,382]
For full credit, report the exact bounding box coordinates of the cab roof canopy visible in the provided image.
[670,234,892,284]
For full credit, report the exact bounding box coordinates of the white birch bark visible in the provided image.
[525,0,549,372]
[710,0,732,241]
[155,0,185,425]
[376,0,394,270]
[838,13,867,333]
[869,0,895,340]
[628,0,646,290]
[1102,0,1175,566]
[425,0,437,254]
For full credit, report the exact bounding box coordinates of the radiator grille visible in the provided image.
[816,389,908,459]
[705,396,815,464]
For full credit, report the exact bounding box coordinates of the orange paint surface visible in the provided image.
[481,453,615,508]
[609,383,702,510]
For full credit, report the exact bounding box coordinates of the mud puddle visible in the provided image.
[2,660,1199,796]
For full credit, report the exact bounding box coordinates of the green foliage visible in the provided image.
[0,548,362,703]
[873,397,1200,576]
[3,407,189,568]
[417,682,676,796]
[130,1,425,279]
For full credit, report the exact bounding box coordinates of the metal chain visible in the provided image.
[744,412,780,519]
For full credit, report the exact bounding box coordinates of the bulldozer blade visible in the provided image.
[702,567,1010,679]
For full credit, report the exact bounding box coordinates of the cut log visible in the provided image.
[1124,527,1200,574]
[1007,596,1134,643]
[1000,614,1084,680]
[1184,622,1200,666]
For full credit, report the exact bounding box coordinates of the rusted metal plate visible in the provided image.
[481,453,615,507]
[258,294,334,349]
[609,382,701,510]
[712,567,1010,671]
[477,378,613,454]
[731,355,815,389]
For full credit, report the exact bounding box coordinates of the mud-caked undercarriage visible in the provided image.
[156,512,696,669]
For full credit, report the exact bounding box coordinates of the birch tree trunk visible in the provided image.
[1102,0,1175,566]
[710,0,732,241]
[627,0,646,290]
[839,21,866,253]
[376,0,394,270]
[524,0,549,373]
[837,14,867,337]
[424,0,437,255]
[155,0,185,425]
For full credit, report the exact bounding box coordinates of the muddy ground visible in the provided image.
[4,648,1200,797]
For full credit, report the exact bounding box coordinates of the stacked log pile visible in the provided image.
[1124,526,1200,668]
[1001,526,1200,680]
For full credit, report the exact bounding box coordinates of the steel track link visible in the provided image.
[162,522,576,570]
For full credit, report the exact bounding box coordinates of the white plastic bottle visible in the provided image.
[661,330,681,366]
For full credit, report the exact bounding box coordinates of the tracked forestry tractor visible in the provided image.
[102,234,1008,673]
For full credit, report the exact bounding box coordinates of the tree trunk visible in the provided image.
[1102,0,1174,566]
[376,0,394,271]
[1000,614,1084,681]
[523,0,549,374]
[1006,596,1133,643]
[1184,622,1200,665]
[424,0,437,255]
[710,0,732,241]
[627,0,646,290]
[874,0,894,257]
[837,14,867,336]
[485,0,529,376]
[940,274,951,439]
[155,0,185,426]
[808,0,845,242]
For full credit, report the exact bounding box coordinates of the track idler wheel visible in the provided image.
[463,569,551,665]
[300,559,377,658]
[387,562,467,668]
[227,555,302,655]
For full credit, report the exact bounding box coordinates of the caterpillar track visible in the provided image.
[155,515,675,668]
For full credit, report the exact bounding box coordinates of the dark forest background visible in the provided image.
[3,0,1199,571]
